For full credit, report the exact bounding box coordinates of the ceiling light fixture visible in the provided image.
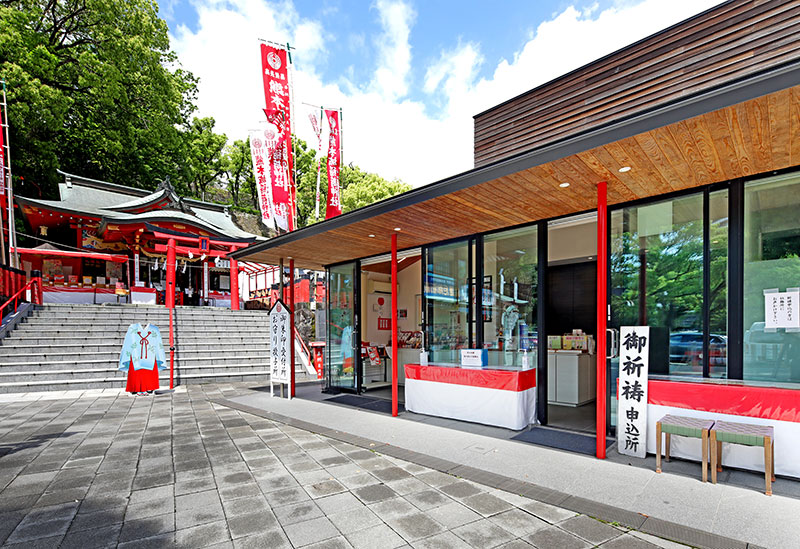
[618,166,631,173]
[394,227,401,231]
[368,234,375,238]
[559,182,570,188]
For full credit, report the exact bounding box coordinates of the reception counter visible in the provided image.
[404,364,537,430]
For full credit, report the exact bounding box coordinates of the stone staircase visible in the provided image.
[0,304,275,392]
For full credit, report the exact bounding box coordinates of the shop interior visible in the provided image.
[358,251,423,397]
[545,214,598,434]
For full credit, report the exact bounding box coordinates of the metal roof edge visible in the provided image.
[231,60,800,261]
[56,170,151,197]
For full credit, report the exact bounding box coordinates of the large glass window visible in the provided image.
[424,240,474,364]
[611,193,705,377]
[744,174,800,384]
[483,226,538,369]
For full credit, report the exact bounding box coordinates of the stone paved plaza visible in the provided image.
[0,385,689,548]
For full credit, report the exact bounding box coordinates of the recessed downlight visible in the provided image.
[394,227,401,231]
[559,182,570,188]
[368,234,376,238]
[618,166,632,173]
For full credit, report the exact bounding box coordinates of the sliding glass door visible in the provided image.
[327,262,359,392]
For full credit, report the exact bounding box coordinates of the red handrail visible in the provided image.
[1,278,40,323]
[294,325,311,360]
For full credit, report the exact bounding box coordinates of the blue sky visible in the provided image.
[160,0,720,186]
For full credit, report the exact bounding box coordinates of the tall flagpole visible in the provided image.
[285,42,298,231]
[315,106,322,221]
[1,80,16,268]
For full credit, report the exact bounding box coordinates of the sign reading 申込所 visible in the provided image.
[618,326,650,459]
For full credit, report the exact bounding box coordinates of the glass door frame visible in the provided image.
[325,259,362,394]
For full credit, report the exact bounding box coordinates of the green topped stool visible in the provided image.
[656,415,715,482]
[710,420,775,496]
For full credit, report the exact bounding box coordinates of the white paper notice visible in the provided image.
[764,288,800,330]
[618,326,650,459]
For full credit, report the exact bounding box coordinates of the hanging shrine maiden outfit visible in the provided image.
[118,323,167,393]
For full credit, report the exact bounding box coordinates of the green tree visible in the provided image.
[0,0,197,197]
[223,137,253,209]
[340,164,410,212]
[182,117,227,199]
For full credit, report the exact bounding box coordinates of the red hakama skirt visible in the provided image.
[125,359,160,393]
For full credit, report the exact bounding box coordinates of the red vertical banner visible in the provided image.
[248,129,276,231]
[260,43,295,231]
[325,109,342,219]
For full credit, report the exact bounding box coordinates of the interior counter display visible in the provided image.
[43,286,120,304]
[131,286,157,304]
[404,364,536,430]
[547,350,596,406]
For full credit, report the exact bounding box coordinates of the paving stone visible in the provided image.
[220,482,261,501]
[388,512,447,542]
[295,469,336,486]
[316,491,366,515]
[118,512,176,543]
[59,523,121,549]
[339,473,381,490]
[415,471,457,488]
[412,530,473,549]
[353,483,397,504]
[599,533,660,548]
[175,519,230,547]
[439,481,482,500]
[176,475,217,496]
[265,486,311,507]
[283,515,340,547]
[176,502,226,530]
[452,518,516,548]
[406,489,452,511]
[125,496,174,520]
[461,492,514,517]
[274,500,324,526]
[304,535,354,549]
[69,506,126,532]
[560,515,624,545]
[495,540,534,549]
[258,474,298,493]
[372,466,413,482]
[328,505,382,535]
[385,477,430,496]
[489,509,549,537]
[524,525,591,549]
[5,518,72,544]
[345,523,407,549]
[520,500,578,524]
[227,511,275,539]
[129,484,174,506]
[306,478,348,499]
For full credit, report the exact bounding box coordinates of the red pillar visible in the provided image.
[230,257,240,310]
[166,238,176,309]
[391,233,399,417]
[289,259,296,397]
[596,181,608,459]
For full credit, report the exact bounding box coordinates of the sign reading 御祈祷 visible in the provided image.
[269,300,292,398]
[618,326,650,458]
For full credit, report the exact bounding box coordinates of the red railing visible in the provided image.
[0,276,42,324]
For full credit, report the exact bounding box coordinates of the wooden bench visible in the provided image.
[711,420,775,496]
[656,415,715,482]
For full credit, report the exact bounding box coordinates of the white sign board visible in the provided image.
[618,326,650,458]
[764,288,800,330]
[134,253,140,285]
[460,349,486,368]
[203,262,209,298]
[269,300,292,397]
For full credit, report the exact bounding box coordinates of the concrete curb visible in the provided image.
[214,397,761,549]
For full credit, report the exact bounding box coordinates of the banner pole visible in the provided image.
[315,106,322,221]
[1,81,16,268]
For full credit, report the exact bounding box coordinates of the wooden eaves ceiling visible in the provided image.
[234,73,800,271]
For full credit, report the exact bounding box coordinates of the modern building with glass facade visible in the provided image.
[234,1,800,479]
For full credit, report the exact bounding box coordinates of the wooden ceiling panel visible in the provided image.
[240,85,800,270]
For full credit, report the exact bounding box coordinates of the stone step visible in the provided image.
[0,363,272,383]
[10,326,269,336]
[0,369,276,393]
[28,313,270,321]
[0,334,267,346]
[0,345,269,359]
[1,353,270,370]
[0,341,268,354]
[22,317,270,326]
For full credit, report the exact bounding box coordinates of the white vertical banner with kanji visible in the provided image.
[308,109,323,220]
[260,43,294,231]
[269,299,292,398]
[325,109,341,219]
[618,326,650,458]
[248,129,276,231]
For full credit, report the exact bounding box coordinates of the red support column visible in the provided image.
[391,233,399,417]
[289,259,296,398]
[596,181,608,459]
[166,238,176,309]
[230,257,240,310]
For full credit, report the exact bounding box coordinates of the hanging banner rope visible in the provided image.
[325,109,342,219]
[260,43,295,231]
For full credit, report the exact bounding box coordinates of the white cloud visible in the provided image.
[171,0,721,188]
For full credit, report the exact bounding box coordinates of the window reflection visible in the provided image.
[483,226,538,370]
[744,174,800,383]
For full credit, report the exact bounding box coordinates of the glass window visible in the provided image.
[483,226,538,369]
[424,240,474,364]
[611,193,705,377]
[709,190,729,377]
[744,174,800,384]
